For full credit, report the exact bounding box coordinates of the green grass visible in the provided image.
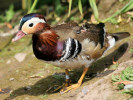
[112,67,133,83]
[110,63,119,70]
[28,0,38,13]
[129,48,133,53]
[67,0,133,23]
[0,4,15,23]
[89,0,99,21]
[124,88,133,96]
[102,0,133,23]
[112,67,133,95]
[40,94,48,98]
[68,0,72,17]
[53,67,61,70]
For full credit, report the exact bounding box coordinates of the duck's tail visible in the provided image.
[111,32,130,41]
[107,32,130,50]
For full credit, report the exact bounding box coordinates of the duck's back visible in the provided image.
[52,22,107,47]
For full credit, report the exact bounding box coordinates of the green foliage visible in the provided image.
[0,16,5,23]
[123,88,133,95]
[112,67,133,95]
[5,4,15,22]
[112,67,133,83]
[28,0,38,13]
[110,63,119,70]
[89,0,99,21]
[68,0,84,18]
[40,94,48,98]
[22,0,32,11]
[120,0,133,13]
[121,67,133,81]
[52,74,64,80]
[108,18,120,24]
[103,0,133,22]
[45,64,51,68]
[0,4,15,23]
[129,48,133,52]
[22,0,39,13]
[53,66,61,70]
[112,74,120,82]
[0,59,4,63]
[118,83,125,90]
[68,0,72,17]
[67,0,133,24]
[70,16,80,21]
[55,0,67,16]
[78,0,83,17]
[20,0,133,24]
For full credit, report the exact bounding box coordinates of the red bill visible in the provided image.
[12,30,26,42]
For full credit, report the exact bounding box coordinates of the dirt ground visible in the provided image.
[0,0,133,100]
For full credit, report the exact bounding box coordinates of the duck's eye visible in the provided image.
[29,23,33,27]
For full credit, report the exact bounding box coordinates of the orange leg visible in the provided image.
[112,57,117,64]
[64,69,70,87]
[60,67,88,94]
[0,89,2,92]
[51,69,70,92]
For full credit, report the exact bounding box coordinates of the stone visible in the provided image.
[9,78,14,81]
[6,60,11,64]
[14,53,27,62]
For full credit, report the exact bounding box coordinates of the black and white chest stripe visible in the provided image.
[60,38,82,61]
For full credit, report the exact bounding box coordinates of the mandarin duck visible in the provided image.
[12,13,130,93]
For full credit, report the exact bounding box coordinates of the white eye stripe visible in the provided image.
[29,17,46,23]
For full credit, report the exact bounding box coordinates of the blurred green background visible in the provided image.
[0,0,133,27]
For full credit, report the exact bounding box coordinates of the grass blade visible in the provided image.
[89,0,99,21]
[28,0,38,14]
[22,0,25,10]
[103,0,133,22]
[68,0,72,17]
[28,0,32,12]
[78,0,83,17]
[119,0,133,13]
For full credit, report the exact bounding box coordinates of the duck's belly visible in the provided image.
[45,56,95,69]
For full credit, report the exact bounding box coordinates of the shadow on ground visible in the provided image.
[5,43,129,100]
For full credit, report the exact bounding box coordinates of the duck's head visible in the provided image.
[12,13,49,42]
